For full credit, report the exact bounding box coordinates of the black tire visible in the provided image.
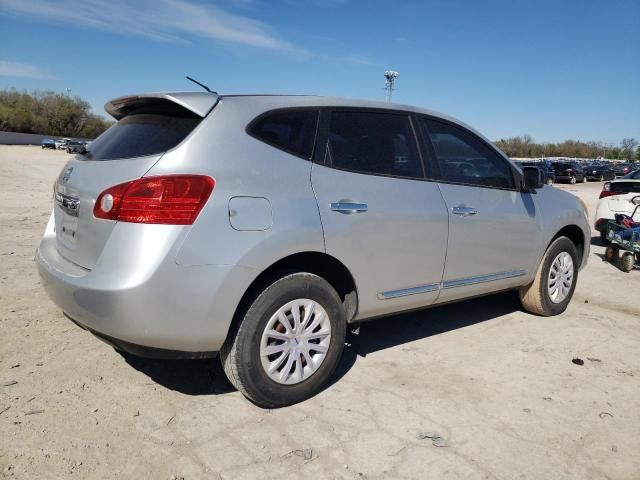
[582,175,587,183]
[621,252,635,272]
[519,236,579,316]
[570,176,576,184]
[605,244,619,262]
[600,229,611,245]
[599,175,604,182]
[546,178,553,186]
[220,273,346,408]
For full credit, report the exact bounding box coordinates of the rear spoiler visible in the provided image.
[104,92,219,120]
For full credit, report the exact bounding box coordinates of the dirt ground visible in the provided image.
[1,145,639,480]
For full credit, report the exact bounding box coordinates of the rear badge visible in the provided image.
[61,166,74,184]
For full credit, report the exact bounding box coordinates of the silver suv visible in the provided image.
[37,92,590,407]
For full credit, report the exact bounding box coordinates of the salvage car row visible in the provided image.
[41,138,90,153]
[514,159,637,185]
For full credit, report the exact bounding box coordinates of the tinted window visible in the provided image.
[610,181,640,193]
[86,113,200,161]
[326,111,422,178]
[250,109,318,159]
[422,118,514,189]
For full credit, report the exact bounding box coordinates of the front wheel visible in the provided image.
[546,178,554,186]
[582,175,587,183]
[220,273,346,408]
[599,175,604,182]
[570,176,577,184]
[519,236,579,316]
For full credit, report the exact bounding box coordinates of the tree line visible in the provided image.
[494,135,639,161]
[0,89,113,139]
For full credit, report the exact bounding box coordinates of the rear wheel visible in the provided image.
[599,175,604,182]
[582,175,587,183]
[519,236,578,316]
[546,177,553,186]
[621,252,635,272]
[605,244,619,262]
[570,176,577,184]
[220,273,346,408]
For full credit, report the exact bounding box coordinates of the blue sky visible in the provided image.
[0,0,638,143]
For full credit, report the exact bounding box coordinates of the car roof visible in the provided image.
[105,91,497,150]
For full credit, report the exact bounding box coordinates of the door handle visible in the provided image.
[330,202,368,214]
[451,205,478,217]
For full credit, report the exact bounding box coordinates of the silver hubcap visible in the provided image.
[260,299,331,385]
[548,252,574,303]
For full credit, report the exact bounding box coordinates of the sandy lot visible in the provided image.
[1,145,639,480]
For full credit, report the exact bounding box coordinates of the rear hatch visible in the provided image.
[553,163,573,176]
[53,92,218,269]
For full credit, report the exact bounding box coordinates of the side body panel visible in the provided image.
[311,163,449,319]
[435,184,543,303]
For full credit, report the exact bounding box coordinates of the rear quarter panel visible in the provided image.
[147,97,325,270]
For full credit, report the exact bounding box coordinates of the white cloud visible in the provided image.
[0,60,51,79]
[0,0,300,51]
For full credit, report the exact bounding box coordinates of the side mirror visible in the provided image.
[522,166,545,191]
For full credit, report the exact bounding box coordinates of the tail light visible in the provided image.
[94,175,215,224]
[598,182,622,199]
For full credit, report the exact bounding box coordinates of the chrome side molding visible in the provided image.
[441,270,526,289]
[378,269,527,299]
[377,283,440,300]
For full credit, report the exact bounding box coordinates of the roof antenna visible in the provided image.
[185,76,216,94]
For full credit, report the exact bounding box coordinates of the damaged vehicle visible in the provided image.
[37,91,590,407]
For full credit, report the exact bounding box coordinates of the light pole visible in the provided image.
[384,70,399,102]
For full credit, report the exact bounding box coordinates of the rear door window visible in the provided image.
[421,118,514,189]
[326,110,423,178]
[249,109,318,159]
[86,107,201,161]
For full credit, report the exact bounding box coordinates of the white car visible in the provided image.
[55,138,70,150]
[595,175,640,242]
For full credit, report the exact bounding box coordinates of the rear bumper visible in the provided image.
[594,218,610,232]
[36,217,256,354]
[555,175,575,182]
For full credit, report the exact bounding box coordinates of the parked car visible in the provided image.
[622,168,640,180]
[585,164,615,182]
[613,163,634,177]
[595,190,640,243]
[598,179,640,199]
[66,140,87,154]
[551,162,587,184]
[41,139,56,149]
[519,161,555,185]
[55,138,70,150]
[36,92,591,407]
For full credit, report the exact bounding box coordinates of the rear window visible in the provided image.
[610,182,640,193]
[248,109,318,159]
[85,108,201,161]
